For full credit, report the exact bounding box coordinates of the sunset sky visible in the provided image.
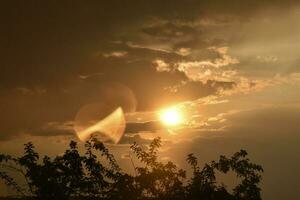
[1,1,300,199]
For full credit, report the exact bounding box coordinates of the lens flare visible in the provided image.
[75,107,126,143]
[73,83,137,143]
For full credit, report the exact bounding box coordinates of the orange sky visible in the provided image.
[0,1,300,199]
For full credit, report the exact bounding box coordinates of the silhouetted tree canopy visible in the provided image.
[0,137,263,200]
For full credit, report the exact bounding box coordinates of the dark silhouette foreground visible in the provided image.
[0,137,263,200]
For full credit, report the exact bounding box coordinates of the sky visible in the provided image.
[1,1,300,199]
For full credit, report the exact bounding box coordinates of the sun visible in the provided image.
[159,107,182,126]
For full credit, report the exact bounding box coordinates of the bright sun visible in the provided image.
[159,107,182,126]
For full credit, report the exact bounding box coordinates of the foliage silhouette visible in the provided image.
[0,137,263,200]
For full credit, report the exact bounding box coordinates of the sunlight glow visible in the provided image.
[159,107,182,126]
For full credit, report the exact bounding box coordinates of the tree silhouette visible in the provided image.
[0,137,263,200]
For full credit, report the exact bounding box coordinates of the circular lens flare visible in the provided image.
[159,107,182,126]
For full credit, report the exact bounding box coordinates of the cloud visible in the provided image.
[1,0,300,143]
[256,55,278,63]
[16,87,47,95]
[225,106,300,137]
[119,134,152,145]
[175,47,239,82]
[153,59,171,72]
[30,121,75,136]
[103,51,128,58]
[141,20,191,39]
[175,47,191,56]
[78,72,104,80]
[177,61,238,82]
[218,73,300,96]
[126,41,173,54]
[125,120,164,134]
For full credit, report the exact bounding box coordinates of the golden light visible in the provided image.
[159,107,182,126]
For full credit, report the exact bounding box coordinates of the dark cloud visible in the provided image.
[125,121,164,133]
[0,0,299,140]
[141,21,197,42]
[29,121,75,137]
[119,134,152,145]
[225,107,300,138]
[1,0,297,88]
